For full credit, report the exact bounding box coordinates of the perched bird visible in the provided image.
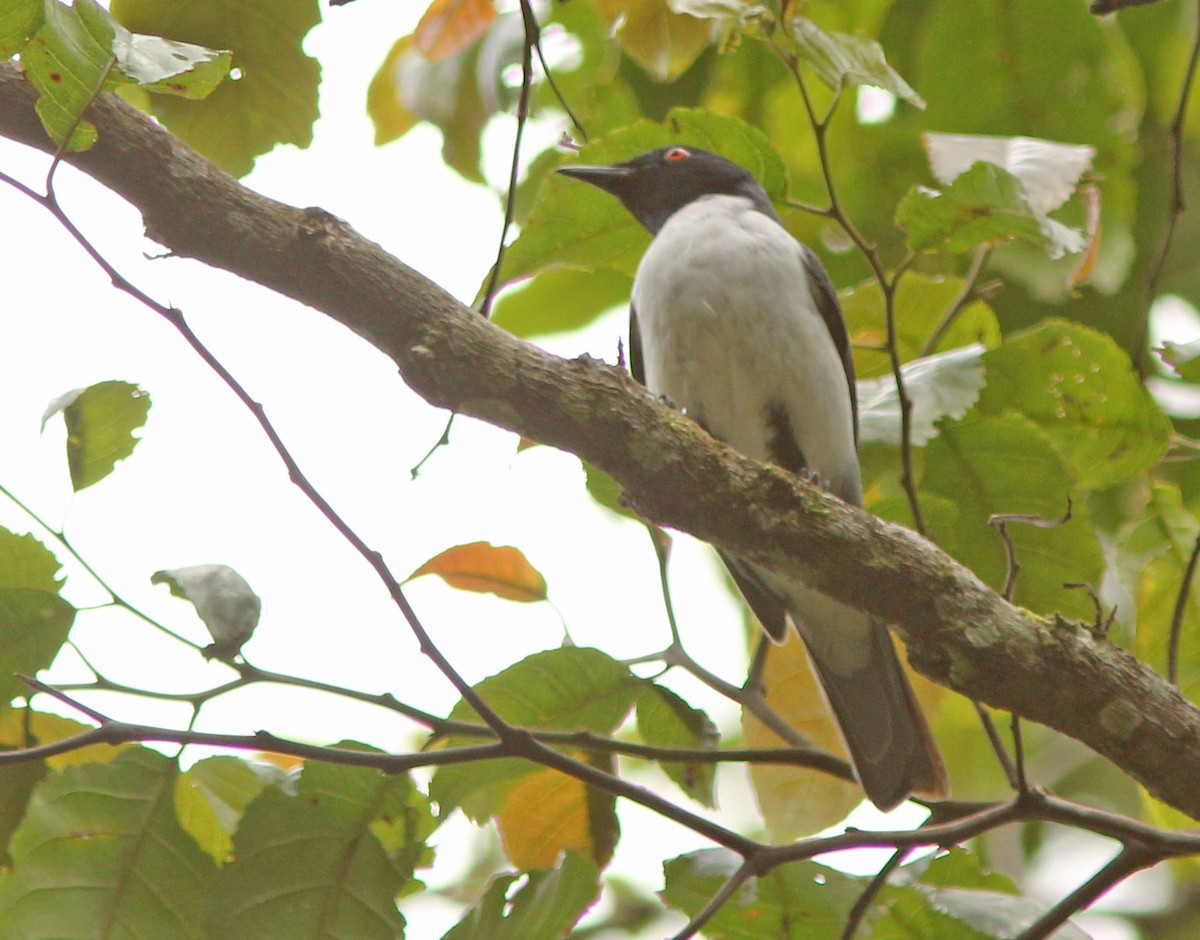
[558,146,947,810]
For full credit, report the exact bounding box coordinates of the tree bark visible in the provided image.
[1,60,1197,820]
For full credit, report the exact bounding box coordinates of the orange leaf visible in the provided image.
[413,0,497,61]
[407,541,548,602]
[497,758,618,869]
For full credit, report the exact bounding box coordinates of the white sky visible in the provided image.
[0,3,1174,937]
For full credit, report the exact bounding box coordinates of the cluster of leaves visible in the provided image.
[4,0,1200,937]
[0,380,1050,937]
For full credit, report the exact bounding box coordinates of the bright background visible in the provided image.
[0,2,1186,936]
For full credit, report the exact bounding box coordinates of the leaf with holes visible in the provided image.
[975,320,1170,489]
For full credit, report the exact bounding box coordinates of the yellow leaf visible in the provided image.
[0,708,128,769]
[407,542,548,602]
[367,36,421,146]
[743,635,861,839]
[497,759,618,869]
[252,750,305,773]
[414,0,497,61]
[588,0,711,80]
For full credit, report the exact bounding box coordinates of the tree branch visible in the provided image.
[2,61,1199,820]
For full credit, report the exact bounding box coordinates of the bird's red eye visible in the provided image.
[665,147,690,162]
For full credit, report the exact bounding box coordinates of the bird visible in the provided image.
[557,145,948,811]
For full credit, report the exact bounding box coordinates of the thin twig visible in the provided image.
[409,412,455,478]
[1167,531,1200,686]
[0,481,202,649]
[641,521,828,755]
[773,38,925,530]
[880,252,926,533]
[841,848,910,940]
[477,0,538,318]
[974,701,1019,788]
[1133,0,1200,373]
[1014,845,1161,940]
[921,245,993,357]
[1011,713,1028,793]
[667,859,755,940]
[3,167,512,739]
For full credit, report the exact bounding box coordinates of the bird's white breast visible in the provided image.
[631,195,860,502]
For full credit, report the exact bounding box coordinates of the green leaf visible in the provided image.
[42,379,151,491]
[0,587,76,705]
[910,846,1020,893]
[209,756,433,940]
[661,850,868,935]
[151,564,261,659]
[500,108,788,289]
[431,647,641,820]
[446,647,641,733]
[1157,338,1200,382]
[1118,484,1200,697]
[175,755,287,864]
[442,853,601,940]
[18,0,229,151]
[0,748,216,940]
[110,0,320,177]
[109,20,230,97]
[636,684,719,807]
[20,0,120,150]
[975,320,1171,489]
[923,133,1095,213]
[0,526,64,595]
[790,17,925,109]
[591,0,712,81]
[0,759,43,869]
[896,162,1086,258]
[921,413,1104,621]
[916,0,1142,155]
[875,884,1088,940]
[858,344,987,447]
[839,272,1001,380]
[583,459,640,521]
[491,267,632,339]
[0,0,42,58]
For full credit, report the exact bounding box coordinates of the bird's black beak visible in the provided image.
[556,163,634,196]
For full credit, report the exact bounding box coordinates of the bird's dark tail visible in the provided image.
[722,553,947,809]
[799,613,948,811]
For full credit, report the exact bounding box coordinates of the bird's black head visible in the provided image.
[556,146,778,234]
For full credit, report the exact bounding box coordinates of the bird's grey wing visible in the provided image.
[800,245,858,443]
[718,551,788,642]
[629,303,645,386]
